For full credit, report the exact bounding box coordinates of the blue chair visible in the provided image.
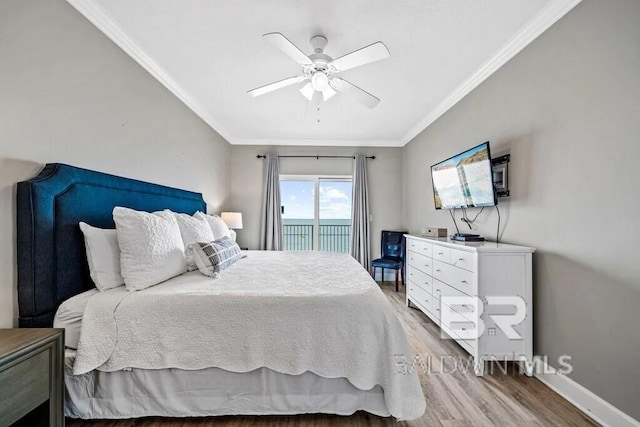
[371,230,408,292]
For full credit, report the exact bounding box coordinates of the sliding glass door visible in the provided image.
[280,176,353,253]
[280,179,315,250]
[318,179,352,252]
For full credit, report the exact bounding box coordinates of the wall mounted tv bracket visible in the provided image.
[491,154,510,198]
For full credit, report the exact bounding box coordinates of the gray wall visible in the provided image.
[0,0,231,327]
[228,145,403,274]
[402,0,640,419]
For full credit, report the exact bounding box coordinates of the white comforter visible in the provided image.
[74,251,425,420]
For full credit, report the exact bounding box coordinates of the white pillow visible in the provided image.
[195,212,231,240]
[53,288,100,349]
[79,222,124,291]
[156,210,214,271]
[113,207,187,291]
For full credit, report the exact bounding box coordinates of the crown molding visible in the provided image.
[66,0,237,144]
[400,0,583,146]
[68,0,582,147]
[232,137,402,147]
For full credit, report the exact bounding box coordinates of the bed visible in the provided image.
[16,163,425,421]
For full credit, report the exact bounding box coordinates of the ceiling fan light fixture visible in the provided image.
[299,82,314,100]
[322,86,336,101]
[249,32,389,108]
[311,72,329,91]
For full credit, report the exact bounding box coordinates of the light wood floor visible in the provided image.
[67,282,597,427]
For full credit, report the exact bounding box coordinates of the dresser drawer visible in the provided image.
[448,264,477,295]
[439,281,477,322]
[450,248,476,272]
[441,322,477,351]
[406,251,433,276]
[432,245,451,263]
[407,239,432,258]
[430,294,441,321]
[432,260,477,296]
[431,260,448,284]
[432,278,443,300]
[407,266,433,294]
[408,283,434,313]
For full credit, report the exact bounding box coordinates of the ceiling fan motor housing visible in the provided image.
[310,34,328,53]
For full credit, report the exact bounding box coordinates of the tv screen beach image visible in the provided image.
[432,144,495,209]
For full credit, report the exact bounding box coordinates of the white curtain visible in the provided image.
[260,153,283,250]
[350,155,370,269]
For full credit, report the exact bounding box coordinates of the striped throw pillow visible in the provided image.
[188,237,243,278]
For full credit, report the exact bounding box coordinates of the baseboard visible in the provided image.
[534,364,639,427]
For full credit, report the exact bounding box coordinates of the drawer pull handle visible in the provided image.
[435,289,441,293]
[436,269,441,272]
[461,280,468,284]
[458,258,464,261]
[438,252,444,255]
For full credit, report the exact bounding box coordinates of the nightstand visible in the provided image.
[0,328,64,426]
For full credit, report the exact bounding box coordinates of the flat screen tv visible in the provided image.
[431,141,497,209]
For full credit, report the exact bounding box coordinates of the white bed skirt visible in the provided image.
[65,350,391,419]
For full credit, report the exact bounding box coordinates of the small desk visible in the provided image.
[0,328,65,426]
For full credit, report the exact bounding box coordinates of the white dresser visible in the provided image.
[404,234,535,376]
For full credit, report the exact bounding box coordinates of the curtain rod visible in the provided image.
[256,155,376,160]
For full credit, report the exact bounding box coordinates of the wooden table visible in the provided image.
[0,328,65,426]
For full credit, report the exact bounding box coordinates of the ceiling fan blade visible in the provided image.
[331,41,390,72]
[263,32,312,65]
[331,78,380,108]
[248,76,305,97]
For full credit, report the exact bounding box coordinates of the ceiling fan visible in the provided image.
[248,33,390,108]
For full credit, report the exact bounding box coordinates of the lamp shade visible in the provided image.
[221,212,243,229]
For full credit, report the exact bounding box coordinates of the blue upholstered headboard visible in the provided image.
[17,163,206,327]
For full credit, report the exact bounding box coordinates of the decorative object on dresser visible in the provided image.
[404,234,535,376]
[0,328,64,426]
[421,227,447,238]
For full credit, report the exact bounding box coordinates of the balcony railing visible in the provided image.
[282,224,314,251]
[283,224,351,253]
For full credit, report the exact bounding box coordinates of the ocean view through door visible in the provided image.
[280,176,353,252]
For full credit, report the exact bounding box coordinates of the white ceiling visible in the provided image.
[67,0,581,146]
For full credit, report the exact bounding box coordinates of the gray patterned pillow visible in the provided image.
[188,237,243,278]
